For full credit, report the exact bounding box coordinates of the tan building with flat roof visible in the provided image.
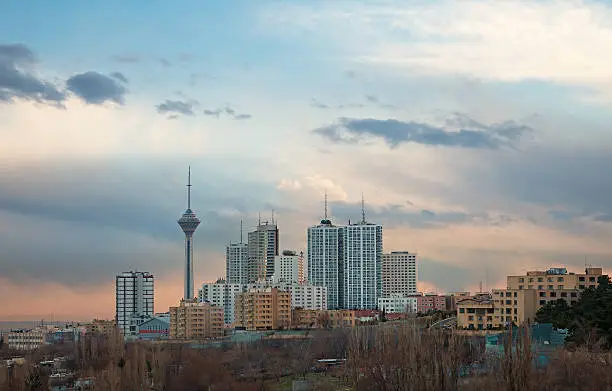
[491,289,537,326]
[456,295,497,330]
[506,267,603,309]
[234,287,291,330]
[292,309,356,329]
[169,299,224,339]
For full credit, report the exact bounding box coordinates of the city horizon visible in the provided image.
[2,1,612,321]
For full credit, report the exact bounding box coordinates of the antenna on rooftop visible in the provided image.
[361,193,366,223]
[240,219,243,243]
[272,209,275,225]
[258,212,261,226]
[324,190,328,220]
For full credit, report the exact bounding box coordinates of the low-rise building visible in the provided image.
[84,319,116,335]
[292,309,356,329]
[137,316,170,340]
[377,294,419,313]
[8,329,48,351]
[456,295,497,330]
[169,299,224,339]
[234,287,291,330]
[417,294,447,314]
[491,289,538,327]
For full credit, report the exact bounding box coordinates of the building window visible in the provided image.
[518,285,523,290]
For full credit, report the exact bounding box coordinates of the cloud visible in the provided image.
[310,98,330,109]
[202,105,252,120]
[109,71,128,83]
[111,53,140,63]
[66,71,127,104]
[265,1,612,98]
[313,115,531,149]
[156,99,197,117]
[0,43,65,104]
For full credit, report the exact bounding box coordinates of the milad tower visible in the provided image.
[177,167,200,300]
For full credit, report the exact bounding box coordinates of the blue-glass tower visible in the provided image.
[177,167,200,300]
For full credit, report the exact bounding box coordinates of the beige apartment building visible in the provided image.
[507,267,602,308]
[292,309,356,329]
[234,287,291,330]
[457,267,606,330]
[169,299,224,339]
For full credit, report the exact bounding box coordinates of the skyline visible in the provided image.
[2,0,612,320]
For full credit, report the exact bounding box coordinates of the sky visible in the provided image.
[1,0,612,321]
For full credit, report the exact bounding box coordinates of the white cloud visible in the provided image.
[276,179,302,190]
[264,1,612,97]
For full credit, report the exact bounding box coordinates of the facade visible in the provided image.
[377,294,419,313]
[506,267,603,310]
[177,167,201,300]
[417,295,447,314]
[116,271,154,335]
[199,281,245,325]
[248,222,279,282]
[169,299,224,339]
[8,329,48,351]
[292,309,356,329]
[491,289,538,326]
[226,242,249,284]
[342,222,383,309]
[307,219,344,309]
[234,288,291,330]
[84,319,116,335]
[382,251,417,296]
[273,250,304,284]
[137,316,170,340]
[456,295,497,330]
[199,281,327,325]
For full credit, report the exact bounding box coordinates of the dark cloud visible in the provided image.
[594,214,612,222]
[159,58,172,67]
[234,114,252,120]
[109,72,128,83]
[111,53,141,63]
[365,94,379,103]
[203,108,222,117]
[0,43,65,104]
[66,71,127,104]
[156,99,197,117]
[313,115,531,149]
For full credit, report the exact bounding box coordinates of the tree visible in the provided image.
[380,308,387,323]
[535,299,573,329]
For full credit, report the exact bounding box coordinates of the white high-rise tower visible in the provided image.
[177,167,200,300]
[116,271,154,335]
[307,192,344,309]
[342,195,383,309]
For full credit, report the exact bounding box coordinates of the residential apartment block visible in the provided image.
[417,294,447,314]
[226,242,249,284]
[342,222,383,309]
[234,287,291,330]
[8,329,48,351]
[273,250,304,284]
[457,267,607,330]
[169,299,224,339]
[116,271,154,335]
[292,309,356,329]
[199,281,327,325]
[382,251,417,296]
[248,221,279,282]
[308,218,344,309]
[377,294,418,313]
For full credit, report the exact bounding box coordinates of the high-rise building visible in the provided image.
[382,251,417,296]
[342,198,383,309]
[169,299,224,339]
[199,281,245,325]
[247,220,279,282]
[177,167,200,300]
[307,196,344,309]
[273,250,304,284]
[116,271,154,335]
[226,242,249,284]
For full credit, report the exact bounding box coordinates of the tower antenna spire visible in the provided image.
[324,190,328,220]
[240,219,243,243]
[272,209,275,225]
[361,192,366,223]
[187,165,192,209]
